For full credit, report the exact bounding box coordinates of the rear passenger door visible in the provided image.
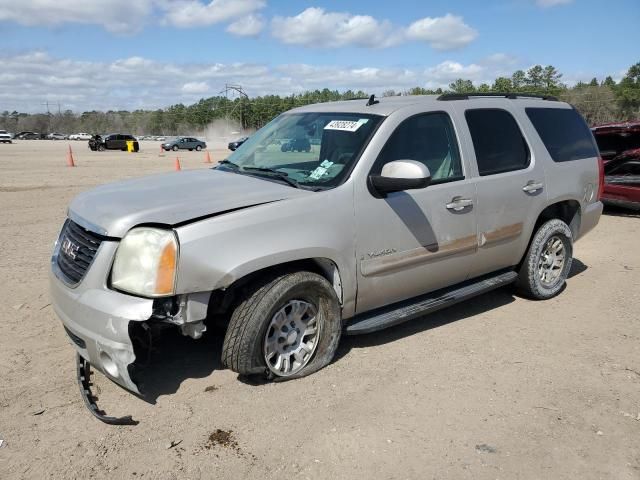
[457,106,548,278]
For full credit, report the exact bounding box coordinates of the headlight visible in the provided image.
[111,227,178,297]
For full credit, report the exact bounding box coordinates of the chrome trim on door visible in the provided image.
[360,235,477,277]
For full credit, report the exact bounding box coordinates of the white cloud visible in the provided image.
[406,14,478,51]
[0,0,154,34]
[424,61,484,84]
[0,51,562,113]
[536,0,573,7]
[271,7,401,48]
[481,53,519,66]
[0,0,265,33]
[226,14,264,36]
[161,0,265,28]
[182,81,210,93]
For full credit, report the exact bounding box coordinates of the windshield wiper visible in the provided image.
[217,159,240,170]
[241,167,301,189]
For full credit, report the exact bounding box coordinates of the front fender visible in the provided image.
[174,187,357,317]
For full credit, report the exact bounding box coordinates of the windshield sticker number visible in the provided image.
[309,160,334,180]
[324,119,369,132]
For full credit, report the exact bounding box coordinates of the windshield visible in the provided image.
[220,112,383,189]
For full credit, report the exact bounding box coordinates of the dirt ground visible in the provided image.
[0,140,639,480]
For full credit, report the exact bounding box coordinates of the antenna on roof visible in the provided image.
[366,94,379,106]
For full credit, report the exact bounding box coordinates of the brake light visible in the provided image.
[596,156,605,201]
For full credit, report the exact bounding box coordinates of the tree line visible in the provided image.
[2,61,638,137]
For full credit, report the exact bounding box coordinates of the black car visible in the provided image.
[228,137,248,151]
[89,134,139,152]
[280,137,311,152]
[15,131,40,140]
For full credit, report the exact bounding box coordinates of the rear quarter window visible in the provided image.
[525,107,598,162]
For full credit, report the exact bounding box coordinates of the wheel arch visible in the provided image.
[518,199,581,268]
[207,257,345,321]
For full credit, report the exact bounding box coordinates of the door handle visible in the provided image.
[523,181,544,194]
[446,197,474,211]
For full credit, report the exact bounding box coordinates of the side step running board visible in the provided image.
[345,270,517,335]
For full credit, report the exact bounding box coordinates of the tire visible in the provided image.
[172,145,179,151]
[515,219,573,300]
[196,145,202,151]
[98,144,105,151]
[222,271,341,380]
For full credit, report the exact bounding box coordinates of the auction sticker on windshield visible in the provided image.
[324,119,369,132]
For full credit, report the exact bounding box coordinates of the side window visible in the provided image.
[465,109,530,176]
[525,107,598,162]
[374,112,463,183]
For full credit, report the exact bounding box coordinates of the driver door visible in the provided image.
[354,110,478,313]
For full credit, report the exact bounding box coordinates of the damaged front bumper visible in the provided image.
[51,232,211,425]
[50,240,153,395]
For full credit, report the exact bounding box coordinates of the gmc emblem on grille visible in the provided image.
[61,236,80,260]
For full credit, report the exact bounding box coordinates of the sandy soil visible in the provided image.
[0,140,639,479]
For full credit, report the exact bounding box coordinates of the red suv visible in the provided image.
[592,121,640,210]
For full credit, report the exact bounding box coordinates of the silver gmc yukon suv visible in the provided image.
[50,93,603,423]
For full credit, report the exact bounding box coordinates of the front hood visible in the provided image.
[69,169,312,237]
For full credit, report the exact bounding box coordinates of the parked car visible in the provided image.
[47,132,68,140]
[0,130,12,143]
[89,134,140,152]
[15,131,40,140]
[51,93,603,423]
[281,136,311,152]
[228,136,248,151]
[592,121,640,210]
[162,137,206,151]
[69,132,92,141]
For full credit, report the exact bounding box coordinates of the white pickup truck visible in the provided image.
[0,130,12,143]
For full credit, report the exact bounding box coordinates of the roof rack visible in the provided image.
[437,92,558,101]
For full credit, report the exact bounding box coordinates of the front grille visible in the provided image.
[56,220,105,285]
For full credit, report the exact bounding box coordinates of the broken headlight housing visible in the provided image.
[111,227,178,297]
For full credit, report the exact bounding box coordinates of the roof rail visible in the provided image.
[437,92,558,101]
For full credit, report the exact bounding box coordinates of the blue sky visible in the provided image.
[0,0,638,112]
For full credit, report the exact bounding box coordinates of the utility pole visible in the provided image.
[219,84,248,135]
[41,101,52,133]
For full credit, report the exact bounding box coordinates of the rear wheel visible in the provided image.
[222,271,341,380]
[97,144,105,151]
[516,219,573,300]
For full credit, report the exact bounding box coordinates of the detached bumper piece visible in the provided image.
[76,354,139,426]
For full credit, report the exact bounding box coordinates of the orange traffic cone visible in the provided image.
[204,151,212,164]
[66,144,75,167]
[174,157,181,171]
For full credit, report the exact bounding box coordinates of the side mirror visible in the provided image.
[369,160,431,196]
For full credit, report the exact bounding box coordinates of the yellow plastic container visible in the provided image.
[126,140,134,152]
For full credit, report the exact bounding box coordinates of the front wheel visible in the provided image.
[195,145,202,151]
[222,271,341,380]
[172,145,179,151]
[97,144,105,151]
[515,219,573,300]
